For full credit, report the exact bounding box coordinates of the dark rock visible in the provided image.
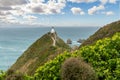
[67,39,72,44]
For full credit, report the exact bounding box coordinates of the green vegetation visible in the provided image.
[79,33,120,80]
[34,52,78,80]
[9,32,70,76]
[33,33,120,80]
[0,70,6,80]
[5,21,120,79]
[61,57,97,80]
[1,33,119,80]
[5,69,24,80]
[80,20,120,47]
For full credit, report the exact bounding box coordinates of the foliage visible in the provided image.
[34,33,120,80]
[2,33,119,80]
[23,75,34,80]
[61,57,97,80]
[5,69,25,80]
[34,51,78,80]
[79,33,120,80]
[0,70,6,80]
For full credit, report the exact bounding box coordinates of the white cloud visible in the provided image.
[100,0,108,5]
[0,0,117,26]
[0,0,67,25]
[68,0,97,3]
[25,0,66,14]
[88,5,105,15]
[30,0,45,3]
[102,11,114,15]
[109,0,116,4]
[23,15,37,20]
[0,0,66,15]
[0,15,19,24]
[71,7,85,15]
[100,0,117,4]
[0,11,11,16]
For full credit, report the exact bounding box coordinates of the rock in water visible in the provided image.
[67,39,72,44]
[9,32,70,76]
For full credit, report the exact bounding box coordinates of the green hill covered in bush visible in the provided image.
[80,20,120,47]
[33,33,120,80]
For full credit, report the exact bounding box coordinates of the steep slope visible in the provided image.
[80,20,120,47]
[9,32,70,76]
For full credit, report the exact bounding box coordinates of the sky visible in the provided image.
[0,0,119,27]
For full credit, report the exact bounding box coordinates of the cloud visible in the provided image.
[0,11,11,16]
[88,5,105,15]
[68,0,97,3]
[0,15,18,24]
[23,15,37,20]
[0,0,67,15]
[0,0,118,26]
[0,0,67,26]
[0,0,27,6]
[30,0,45,3]
[71,7,85,15]
[100,0,108,4]
[109,0,116,4]
[100,0,117,4]
[102,11,114,16]
[24,0,66,14]
[0,6,12,11]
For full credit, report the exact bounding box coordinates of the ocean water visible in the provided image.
[0,27,99,71]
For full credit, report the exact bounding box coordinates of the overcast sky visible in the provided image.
[0,0,119,27]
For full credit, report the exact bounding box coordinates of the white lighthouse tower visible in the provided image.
[51,27,55,33]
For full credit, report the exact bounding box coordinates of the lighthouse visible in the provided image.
[51,27,55,33]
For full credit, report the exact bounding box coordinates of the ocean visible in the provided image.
[0,27,99,71]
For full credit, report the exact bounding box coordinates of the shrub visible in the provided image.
[5,69,24,80]
[6,73,24,80]
[79,33,120,80]
[0,70,6,80]
[34,33,120,80]
[61,57,97,80]
[34,51,78,80]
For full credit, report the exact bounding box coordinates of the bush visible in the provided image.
[33,33,120,80]
[34,51,78,80]
[61,57,97,80]
[6,73,24,80]
[5,69,24,80]
[79,33,120,80]
[0,70,6,80]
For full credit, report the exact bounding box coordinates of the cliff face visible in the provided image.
[80,20,120,47]
[9,32,70,76]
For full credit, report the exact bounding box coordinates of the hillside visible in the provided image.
[9,31,70,76]
[80,20,120,47]
[34,33,120,80]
